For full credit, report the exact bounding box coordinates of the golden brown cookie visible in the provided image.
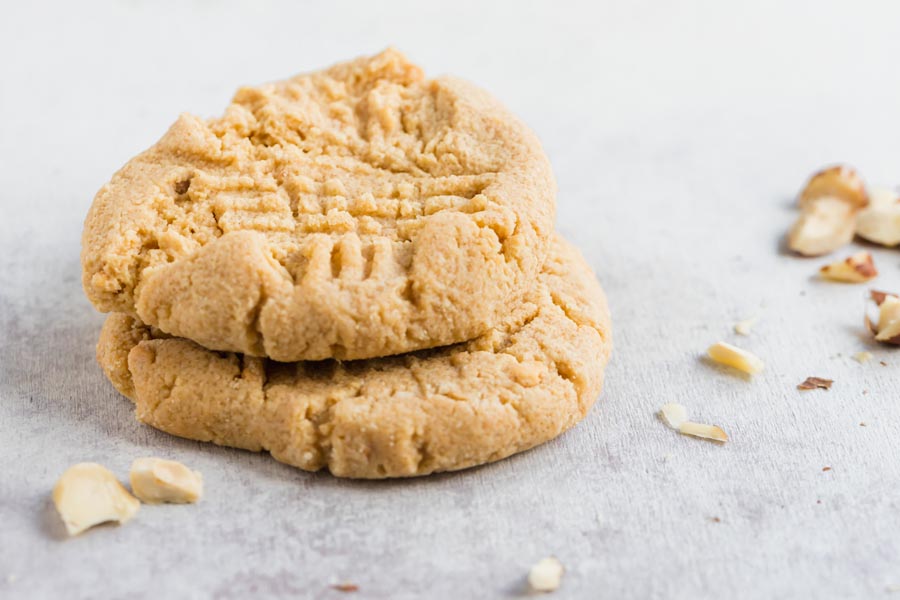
[82,49,556,361]
[98,237,612,479]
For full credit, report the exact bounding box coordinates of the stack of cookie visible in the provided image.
[82,50,612,478]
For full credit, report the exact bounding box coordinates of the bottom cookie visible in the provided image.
[97,236,612,478]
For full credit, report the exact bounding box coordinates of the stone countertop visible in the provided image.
[2,1,899,598]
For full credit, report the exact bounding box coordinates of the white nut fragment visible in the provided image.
[788,165,868,256]
[52,463,140,536]
[733,316,757,336]
[528,557,564,593]
[129,458,203,504]
[819,252,878,283]
[678,422,729,443]
[874,295,900,344]
[707,342,764,375]
[852,351,873,363]
[659,403,689,429]
[856,187,900,247]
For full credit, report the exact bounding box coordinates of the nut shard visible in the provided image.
[797,377,834,390]
[528,557,564,592]
[874,296,900,344]
[707,341,764,375]
[819,252,878,283]
[678,422,729,443]
[129,457,203,504]
[52,463,140,536]
[659,403,689,429]
[789,165,868,256]
[856,187,900,247]
[733,316,757,336]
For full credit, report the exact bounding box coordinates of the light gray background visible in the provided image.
[1,1,899,598]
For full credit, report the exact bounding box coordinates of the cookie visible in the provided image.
[82,49,556,361]
[97,237,612,479]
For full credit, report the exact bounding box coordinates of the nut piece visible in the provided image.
[528,557,564,593]
[659,403,689,429]
[789,165,868,256]
[733,316,757,336]
[852,351,873,363]
[819,252,878,283]
[129,458,203,504]
[874,295,900,344]
[52,463,140,536]
[678,422,729,443]
[707,342,764,375]
[856,187,900,247]
[797,377,834,390]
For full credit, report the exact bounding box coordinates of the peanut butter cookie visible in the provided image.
[83,49,555,360]
[97,237,611,478]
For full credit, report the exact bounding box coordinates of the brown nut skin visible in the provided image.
[798,165,869,209]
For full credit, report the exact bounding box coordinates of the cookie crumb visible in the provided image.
[797,377,833,391]
[528,557,564,592]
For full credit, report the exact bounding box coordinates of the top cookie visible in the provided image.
[82,49,556,361]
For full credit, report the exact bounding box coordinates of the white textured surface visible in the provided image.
[2,1,899,598]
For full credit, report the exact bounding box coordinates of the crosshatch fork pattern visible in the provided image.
[81,49,556,361]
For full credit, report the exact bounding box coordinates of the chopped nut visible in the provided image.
[52,463,140,536]
[173,179,191,195]
[733,316,757,336]
[789,165,868,256]
[331,583,359,593]
[798,377,833,390]
[528,557,564,593]
[856,186,900,247]
[678,422,729,443]
[707,341,764,375]
[822,466,832,472]
[866,292,900,345]
[853,351,874,363]
[871,290,896,306]
[819,252,878,283]
[874,295,900,344]
[129,458,203,504]
[659,403,689,430]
